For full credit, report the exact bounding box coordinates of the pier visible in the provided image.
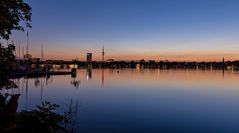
[10,71,73,78]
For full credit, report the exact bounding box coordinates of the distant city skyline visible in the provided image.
[8,0,239,61]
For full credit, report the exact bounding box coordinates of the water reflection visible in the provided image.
[86,68,92,80]
[71,74,80,89]
[222,68,225,79]
[102,69,104,87]
[10,69,239,133]
[13,69,239,102]
[17,69,239,87]
[8,76,57,111]
[25,78,28,111]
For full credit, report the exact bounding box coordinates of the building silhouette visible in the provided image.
[86,53,92,63]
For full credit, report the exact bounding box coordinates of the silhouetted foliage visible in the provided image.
[0,93,20,132]
[0,0,32,40]
[0,44,17,90]
[0,1,77,132]
[0,96,71,133]
[17,101,66,133]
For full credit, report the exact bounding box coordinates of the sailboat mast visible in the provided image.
[26,31,29,58]
[22,46,25,59]
[18,41,21,67]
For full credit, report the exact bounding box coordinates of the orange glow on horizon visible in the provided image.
[28,52,239,62]
[27,46,239,62]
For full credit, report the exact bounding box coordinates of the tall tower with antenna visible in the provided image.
[102,45,105,62]
[41,43,44,62]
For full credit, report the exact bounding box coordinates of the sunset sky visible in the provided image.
[9,0,239,61]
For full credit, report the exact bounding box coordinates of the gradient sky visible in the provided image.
[9,0,239,61]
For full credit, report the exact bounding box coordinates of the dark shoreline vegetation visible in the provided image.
[0,99,75,133]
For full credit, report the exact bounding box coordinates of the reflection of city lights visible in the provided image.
[69,64,78,69]
[136,64,140,69]
[40,64,45,68]
[86,69,92,80]
[52,64,61,69]
[86,72,92,80]
[71,79,80,89]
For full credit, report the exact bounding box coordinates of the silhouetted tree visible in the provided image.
[0,44,17,90]
[0,0,32,40]
[0,0,31,89]
[0,2,77,132]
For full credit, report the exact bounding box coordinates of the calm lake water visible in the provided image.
[10,69,239,133]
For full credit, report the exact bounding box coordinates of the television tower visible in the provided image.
[102,45,105,62]
[41,43,44,61]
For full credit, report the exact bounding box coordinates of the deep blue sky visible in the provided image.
[11,0,239,61]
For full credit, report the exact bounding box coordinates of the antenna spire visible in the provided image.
[41,43,44,61]
[102,45,105,62]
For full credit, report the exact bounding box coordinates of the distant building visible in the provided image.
[86,53,92,63]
